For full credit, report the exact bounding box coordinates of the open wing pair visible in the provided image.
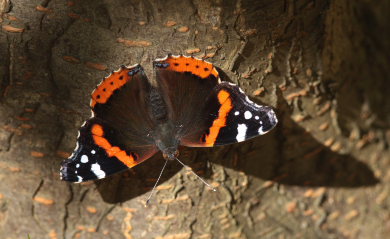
[60,55,278,182]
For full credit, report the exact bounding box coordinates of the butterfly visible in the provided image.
[60,54,278,185]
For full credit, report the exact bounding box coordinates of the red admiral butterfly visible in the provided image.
[60,55,278,186]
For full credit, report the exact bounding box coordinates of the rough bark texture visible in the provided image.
[0,0,388,238]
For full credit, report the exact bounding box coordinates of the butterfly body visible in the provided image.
[60,55,278,183]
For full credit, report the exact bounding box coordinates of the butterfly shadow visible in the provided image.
[95,78,379,204]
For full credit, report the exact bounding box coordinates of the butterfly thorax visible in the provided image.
[154,122,179,160]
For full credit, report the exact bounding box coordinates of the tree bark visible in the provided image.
[0,0,388,238]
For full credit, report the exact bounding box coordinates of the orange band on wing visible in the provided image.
[91,124,137,167]
[204,90,233,146]
[163,55,219,79]
[90,68,132,108]
[91,123,104,136]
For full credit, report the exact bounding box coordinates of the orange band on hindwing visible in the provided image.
[204,90,233,146]
[91,124,138,167]
[90,66,139,108]
[159,55,219,79]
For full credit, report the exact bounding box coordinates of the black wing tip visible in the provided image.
[60,161,80,182]
[60,166,97,183]
[267,107,278,126]
[60,168,80,183]
[60,159,91,183]
[259,107,278,133]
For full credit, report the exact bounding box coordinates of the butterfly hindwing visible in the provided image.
[92,64,156,147]
[154,55,221,142]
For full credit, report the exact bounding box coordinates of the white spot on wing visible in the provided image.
[234,111,240,116]
[255,116,259,120]
[77,176,83,183]
[258,126,265,135]
[76,164,80,168]
[80,155,89,163]
[91,150,96,154]
[91,163,106,179]
[236,124,248,142]
[244,111,252,119]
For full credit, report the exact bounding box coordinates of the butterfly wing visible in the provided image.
[61,65,158,182]
[153,55,221,140]
[154,55,277,147]
[60,118,157,182]
[195,82,278,146]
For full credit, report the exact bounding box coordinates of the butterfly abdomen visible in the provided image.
[149,88,168,122]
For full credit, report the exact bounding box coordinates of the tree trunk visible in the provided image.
[0,0,388,238]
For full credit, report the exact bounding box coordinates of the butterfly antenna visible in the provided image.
[145,159,169,206]
[174,156,216,192]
